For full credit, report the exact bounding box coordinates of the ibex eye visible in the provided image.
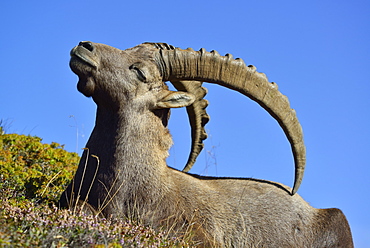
[129,64,147,82]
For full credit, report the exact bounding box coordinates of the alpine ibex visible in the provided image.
[60,41,353,247]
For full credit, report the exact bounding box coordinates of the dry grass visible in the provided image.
[0,192,194,247]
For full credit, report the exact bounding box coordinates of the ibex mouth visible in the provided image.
[70,46,98,68]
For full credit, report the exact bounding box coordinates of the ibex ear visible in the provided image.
[155,91,195,109]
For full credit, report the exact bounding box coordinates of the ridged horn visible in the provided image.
[147,43,211,172]
[149,43,305,195]
[171,80,210,172]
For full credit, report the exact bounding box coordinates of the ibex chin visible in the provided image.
[60,41,353,247]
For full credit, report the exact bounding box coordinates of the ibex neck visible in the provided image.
[91,106,171,175]
[77,106,172,212]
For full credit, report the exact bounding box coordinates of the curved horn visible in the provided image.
[171,80,209,172]
[147,43,210,172]
[149,44,305,195]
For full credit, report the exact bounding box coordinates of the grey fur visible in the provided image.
[60,41,353,247]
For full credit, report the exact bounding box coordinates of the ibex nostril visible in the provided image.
[79,41,94,52]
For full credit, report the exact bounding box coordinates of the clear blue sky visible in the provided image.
[1,0,369,246]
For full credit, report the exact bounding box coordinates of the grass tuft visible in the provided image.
[0,131,195,247]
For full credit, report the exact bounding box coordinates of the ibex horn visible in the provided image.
[150,43,306,195]
[170,80,209,172]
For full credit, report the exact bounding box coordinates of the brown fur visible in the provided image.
[60,41,353,247]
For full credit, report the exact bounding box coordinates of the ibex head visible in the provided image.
[70,41,305,194]
[70,42,195,113]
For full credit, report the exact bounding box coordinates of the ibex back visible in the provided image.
[59,41,353,247]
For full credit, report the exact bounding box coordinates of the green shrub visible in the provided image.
[0,132,79,204]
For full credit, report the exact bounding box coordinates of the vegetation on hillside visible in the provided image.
[0,127,194,247]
